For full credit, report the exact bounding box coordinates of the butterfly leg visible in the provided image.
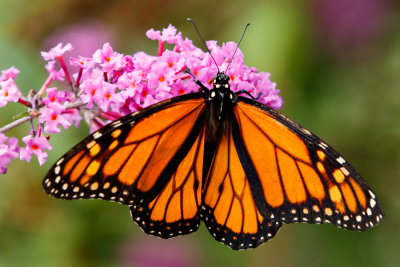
[235,90,262,100]
[184,69,209,93]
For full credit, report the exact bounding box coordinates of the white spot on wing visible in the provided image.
[369,190,376,199]
[54,166,61,175]
[370,198,376,208]
[336,156,346,164]
[367,208,372,216]
[302,128,311,135]
[319,142,328,149]
[56,158,64,165]
[111,120,123,128]
[93,132,102,140]
[340,167,350,176]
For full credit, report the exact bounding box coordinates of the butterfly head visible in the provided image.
[213,72,230,92]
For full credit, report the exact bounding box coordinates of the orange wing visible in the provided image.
[201,124,281,250]
[232,98,384,231]
[43,94,206,237]
[130,126,205,238]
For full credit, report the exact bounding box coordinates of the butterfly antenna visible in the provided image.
[187,18,220,73]
[225,22,250,73]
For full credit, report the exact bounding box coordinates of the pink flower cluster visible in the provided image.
[0,24,283,174]
[0,133,19,173]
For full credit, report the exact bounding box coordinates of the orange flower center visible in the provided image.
[31,144,39,150]
[50,96,56,102]
[4,92,8,97]
[132,82,135,87]
[230,75,235,81]
[91,89,96,96]
[105,93,111,99]
[51,114,58,121]
[178,88,185,95]
[168,62,173,68]
[105,57,111,62]
[159,76,165,82]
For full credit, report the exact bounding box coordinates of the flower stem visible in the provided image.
[65,100,85,110]
[75,68,83,89]
[35,75,53,100]
[0,116,31,133]
[0,100,85,134]
[18,98,31,107]
[57,55,73,87]
[158,41,164,57]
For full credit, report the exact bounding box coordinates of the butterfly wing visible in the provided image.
[130,125,205,238]
[232,97,384,231]
[201,123,282,250]
[43,93,206,237]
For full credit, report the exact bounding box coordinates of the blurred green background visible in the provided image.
[0,0,399,266]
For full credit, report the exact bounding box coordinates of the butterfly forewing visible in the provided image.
[233,97,384,230]
[43,94,205,208]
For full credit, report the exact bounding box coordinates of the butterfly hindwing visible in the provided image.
[130,126,205,238]
[201,123,281,250]
[233,97,384,230]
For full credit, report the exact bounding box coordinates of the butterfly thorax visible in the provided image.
[205,72,237,142]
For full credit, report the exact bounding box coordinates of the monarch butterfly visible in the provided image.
[43,26,384,250]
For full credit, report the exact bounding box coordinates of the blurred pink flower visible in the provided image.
[70,56,95,69]
[20,135,52,165]
[0,133,19,174]
[93,42,125,72]
[42,20,115,58]
[39,106,72,133]
[313,0,391,58]
[80,77,103,108]
[45,61,65,81]
[42,87,71,108]
[0,66,20,82]
[146,24,179,44]
[41,43,73,61]
[0,78,21,107]
[119,235,200,267]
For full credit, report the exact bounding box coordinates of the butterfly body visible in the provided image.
[203,73,236,140]
[43,71,384,250]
